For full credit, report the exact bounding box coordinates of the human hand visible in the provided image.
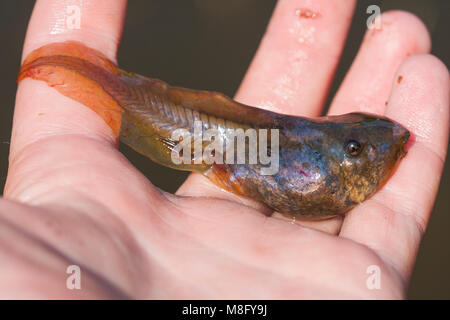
[2,0,448,298]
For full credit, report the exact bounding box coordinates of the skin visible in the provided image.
[1,0,449,299]
[18,42,409,219]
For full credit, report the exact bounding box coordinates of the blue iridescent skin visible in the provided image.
[18,41,410,220]
[208,114,409,219]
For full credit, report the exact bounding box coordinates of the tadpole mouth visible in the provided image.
[394,124,411,157]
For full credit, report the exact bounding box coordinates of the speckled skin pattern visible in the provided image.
[18,41,410,220]
[207,114,409,219]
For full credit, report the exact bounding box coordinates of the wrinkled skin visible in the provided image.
[1,0,448,299]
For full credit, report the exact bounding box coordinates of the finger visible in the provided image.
[313,11,431,235]
[22,0,127,63]
[292,11,430,234]
[14,0,127,154]
[236,0,356,116]
[6,0,127,198]
[339,54,449,282]
[329,11,431,116]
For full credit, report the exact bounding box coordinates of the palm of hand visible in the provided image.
[4,129,403,298]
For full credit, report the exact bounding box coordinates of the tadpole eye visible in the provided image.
[344,140,362,156]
